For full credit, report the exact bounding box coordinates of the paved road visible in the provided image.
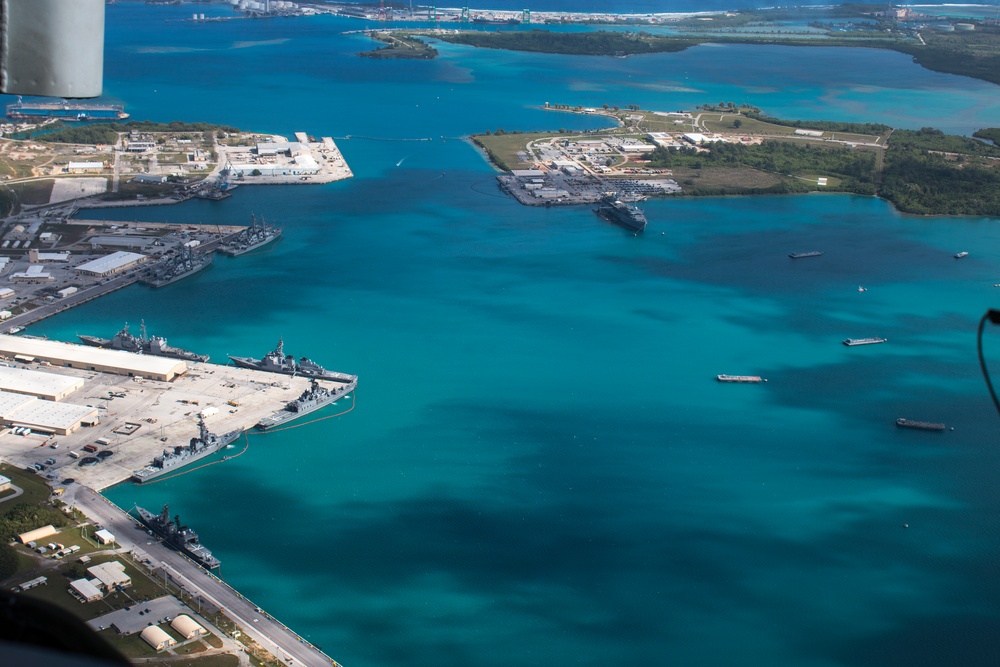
[3,271,139,330]
[67,486,339,667]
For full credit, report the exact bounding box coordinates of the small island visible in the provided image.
[474,103,1000,217]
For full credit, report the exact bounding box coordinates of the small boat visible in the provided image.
[858,286,867,292]
[954,251,969,259]
[789,251,822,259]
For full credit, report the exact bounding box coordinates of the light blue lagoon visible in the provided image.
[16,4,1000,666]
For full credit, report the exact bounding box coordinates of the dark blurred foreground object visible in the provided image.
[0,590,129,666]
[0,0,105,97]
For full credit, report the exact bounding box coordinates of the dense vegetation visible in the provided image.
[972,128,1000,146]
[739,107,891,136]
[16,121,239,145]
[894,27,1000,87]
[361,31,438,59]
[434,30,700,56]
[423,19,1000,86]
[0,187,18,217]
[0,502,71,543]
[879,128,1000,216]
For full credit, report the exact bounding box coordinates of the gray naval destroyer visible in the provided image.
[132,417,243,483]
[229,338,357,383]
[141,247,213,288]
[78,321,209,362]
[256,378,357,430]
[594,194,648,232]
[218,213,282,257]
[133,504,220,570]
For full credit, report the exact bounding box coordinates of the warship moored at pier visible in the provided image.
[141,247,213,288]
[132,417,243,483]
[79,321,209,362]
[256,377,357,430]
[218,213,282,256]
[6,98,129,121]
[134,504,220,570]
[594,195,647,232]
[229,338,357,383]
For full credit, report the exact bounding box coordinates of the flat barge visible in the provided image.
[789,251,822,259]
[716,374,766,383]
[895,418,946,431]
[843,337,887,346]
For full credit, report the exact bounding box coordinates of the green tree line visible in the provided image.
[14,121,240,145]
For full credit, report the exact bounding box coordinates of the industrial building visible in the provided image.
[9,265,53,283]
[19,525,58,544]
[67,162,104,174]
[171,615,207,639]
[75,251,148,277]
[0,366,85,400]
[0,389,98,435]
[140,625,176,651]
[69,578,104,603]
[0,335,187,381]
[87,561,131,591]
[1,399,99,435]
[132,173,168,184]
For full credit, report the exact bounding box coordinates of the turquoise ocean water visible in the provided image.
[8,3,1000,665]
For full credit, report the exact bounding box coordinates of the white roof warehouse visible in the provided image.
[75,251,147,277]
[0,335,186,381]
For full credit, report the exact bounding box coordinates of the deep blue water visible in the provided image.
[13,3,1000,666]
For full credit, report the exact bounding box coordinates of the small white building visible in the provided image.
[0,288,14,300]
[94,529,116,545]
[57,287,78,298]
[0,474,10,492]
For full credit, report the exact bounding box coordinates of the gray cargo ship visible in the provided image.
[229,338,357,383]
[218,213,282,257]
[141,247,213,288]
[134,504,220,570]
[594,195,647,232]
[256,378,357,430]
[78,321,209,362]
[132,417,243,483]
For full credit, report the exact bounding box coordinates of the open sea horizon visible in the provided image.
[5,2,1000,665]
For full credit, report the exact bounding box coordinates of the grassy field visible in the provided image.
[472,131,554,170]
[12,551,175,621]
[6,178,55,205]
[0,463,55,509]
[671,166,790,193]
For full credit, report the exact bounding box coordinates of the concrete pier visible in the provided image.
[0,359,355,491]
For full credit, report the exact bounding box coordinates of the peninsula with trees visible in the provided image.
[474,104,1000,217]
